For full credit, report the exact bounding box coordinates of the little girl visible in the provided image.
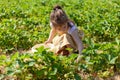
[32,5,84,62]
[45,5,83,56]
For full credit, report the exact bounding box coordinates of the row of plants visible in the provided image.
[0,46,80,79]
[0,41,120,79]
[0,0,120,53]
[0,0,120,79]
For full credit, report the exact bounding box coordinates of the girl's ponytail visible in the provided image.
[53,5,62,11]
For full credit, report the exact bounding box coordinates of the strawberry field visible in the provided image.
[0,0,120,79]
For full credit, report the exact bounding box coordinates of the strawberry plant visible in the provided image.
[0,46,81,80]
[0,0,120,79]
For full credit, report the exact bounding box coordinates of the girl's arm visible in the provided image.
[70,29,83,54]
[45,27,56,44]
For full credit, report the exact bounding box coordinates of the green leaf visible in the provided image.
[29,62,35,67]
[36,69,44,76]
[110,56,118,64]
[36,46,45,53]
[69,53,78,60]
[0,55,7,60]
[5,59,12,66]
[0,74,4,80]
[15,70,22,74]
[6,67,15,76]
[50,68,57,75]
[85,56,91,62]
[115,38,120,45]
[11,52,19,61]
[74,73,81,80]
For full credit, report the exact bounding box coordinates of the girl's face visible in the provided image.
[55,23,68,35]
[56,23,68,31]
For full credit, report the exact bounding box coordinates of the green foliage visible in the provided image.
[0,0,120,53]
[0,46,79,79]
[0,0,120,79]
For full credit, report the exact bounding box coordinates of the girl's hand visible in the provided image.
[44,40,51,44]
